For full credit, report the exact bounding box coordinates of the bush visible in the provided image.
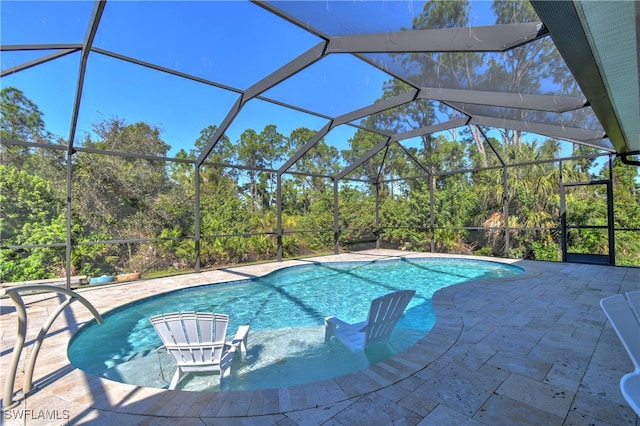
[531,241,560,261]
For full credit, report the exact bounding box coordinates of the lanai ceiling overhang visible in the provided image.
[531,0,640,159]
[1,0,638,173]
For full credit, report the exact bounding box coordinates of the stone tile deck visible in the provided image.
[1,250,638,425]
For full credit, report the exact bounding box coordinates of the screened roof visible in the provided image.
[1,0,638,171]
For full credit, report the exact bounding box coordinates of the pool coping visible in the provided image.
[1,252,536,416]
[75,253,534,396]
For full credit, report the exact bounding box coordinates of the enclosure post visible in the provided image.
[607,155,616,265]
[559,160,567,262]
[430,174,435,253]
[194,164,201,273]
[333,179,340,254]
[375,182,380,249]
[503,166,510,258]
[65,151,73,289]
[276,173,283,261]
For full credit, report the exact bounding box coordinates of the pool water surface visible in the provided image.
[68,257,522,391]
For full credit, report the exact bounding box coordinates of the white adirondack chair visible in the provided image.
[600,291,640,416]
[325,290,415,351]
[149,311,249,390]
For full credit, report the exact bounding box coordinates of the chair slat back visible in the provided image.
[162,313,188,344]
[601,293,640,370]
[214,314,229,343]
[151,314,177,346]
[150,312,230,366]
[197,313,214,344]
[182,312,202,344]
[365,290,415,344]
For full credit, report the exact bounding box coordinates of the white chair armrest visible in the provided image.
[227,325,249,356]
[325,316,368,331]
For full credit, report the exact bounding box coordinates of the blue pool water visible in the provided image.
[68,257,523,391]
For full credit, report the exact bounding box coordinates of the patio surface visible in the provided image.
[1,250,639,425]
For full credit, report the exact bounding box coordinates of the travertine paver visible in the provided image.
[1,250,639,425]
[495,373,574,417]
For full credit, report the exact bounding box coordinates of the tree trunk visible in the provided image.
[471,126,487,167]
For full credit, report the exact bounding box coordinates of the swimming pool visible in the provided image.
[68,257,523,391]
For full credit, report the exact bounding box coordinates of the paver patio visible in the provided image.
[1,250,638,425]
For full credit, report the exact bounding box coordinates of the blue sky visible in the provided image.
[1,1,609,169]
[2,1,405,158]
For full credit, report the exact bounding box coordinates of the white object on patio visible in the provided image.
[325,289,415,351]
[600,291,640,416]
[149,311,249,390]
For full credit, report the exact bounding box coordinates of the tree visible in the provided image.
[71,119,173,272]
[471,138,563,257]
[0,87,46,141]
[260,124,288,208]
[406,0,487,166]
[237,128,263,210]
[0,87,55,171]
[337,184,377,245]
[0,164,67,281]
[604,158,640,265]
[340,130,388,183]
[283,127,339,213]
[193,124,238,183]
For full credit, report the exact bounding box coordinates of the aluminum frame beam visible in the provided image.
[382,118,472,179]
[1,138,66,150]
[278,90,418,174]
[392,141,432,178]
[469,115,611,149]
[196,41,327,167]
[253,0,331,40]
[279,121,334,174]
[195,95,244,168]
[63,0,105,287]
[336,138,391,181]
[326,23,548,53]
[92,47,242,94]
[67,0,105,152]
[92,47,350,137]
[0,44,82,51]
[244,42,327,101]
[474,124,506,167]
[3,6,599,171]
[1,49,79,78]
[389,117,470,142]
[375,145,392,184]
[333,90,419,127]
[417,87,587,113]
